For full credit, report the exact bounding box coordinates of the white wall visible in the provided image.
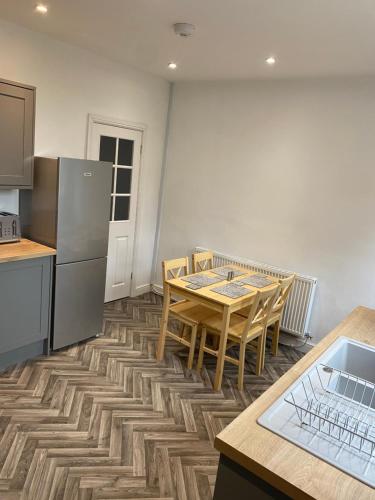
[156,77,375,342]
[0,19,170,293]
[0,189,19,213]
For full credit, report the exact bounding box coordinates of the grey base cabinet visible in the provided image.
[0,256,52,370]
[213,454,291,500]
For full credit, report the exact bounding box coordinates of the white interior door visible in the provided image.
[88,122,142,302]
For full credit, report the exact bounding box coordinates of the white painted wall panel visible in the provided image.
[114,236,128,286]
[156,78,375,343]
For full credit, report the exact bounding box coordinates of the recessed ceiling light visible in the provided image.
[168,62,177,70]
[35,4,48,14]
[266,56,276,65]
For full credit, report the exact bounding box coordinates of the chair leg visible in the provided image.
[272,321,280,356]
[157,285,170,361]
[179,322,185,337]
[238,341,246,391]
[197,327,207,371]
[187,325,198,369]
[256,333,264,376]
[262,328,267,371]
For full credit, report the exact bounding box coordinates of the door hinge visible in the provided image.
[140,144,143,155]
[131,272,133,280]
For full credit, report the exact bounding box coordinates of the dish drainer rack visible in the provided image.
[285,363,375,457]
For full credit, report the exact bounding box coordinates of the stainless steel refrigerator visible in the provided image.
[20,157,112,350]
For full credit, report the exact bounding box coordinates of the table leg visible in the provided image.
[214,306,231,391]
[157,284,171,361]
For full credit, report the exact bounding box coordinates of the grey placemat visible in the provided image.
[181,274,223,288]
[185,283,201,290]
[236,274,273,288]
[211,266,247,278]
[211,283,251,299]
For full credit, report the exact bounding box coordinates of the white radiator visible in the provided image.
[195,246,317,338]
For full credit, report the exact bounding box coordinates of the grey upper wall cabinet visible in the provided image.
[0,78,35,189]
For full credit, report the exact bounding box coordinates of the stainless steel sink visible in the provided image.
[258,337,375,488]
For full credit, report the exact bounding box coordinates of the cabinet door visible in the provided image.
[0,256,52,354]
[0,80,35,188]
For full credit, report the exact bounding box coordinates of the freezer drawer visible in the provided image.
[53,258,106,350]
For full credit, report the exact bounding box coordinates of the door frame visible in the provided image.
[86,113,146,297]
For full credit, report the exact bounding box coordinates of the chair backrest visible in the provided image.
[192,250,214,273]
[272,274,296,315]
[162,257,190,283]
[241,285,281,341]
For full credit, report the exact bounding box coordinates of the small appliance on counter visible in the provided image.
[0,212,21,243]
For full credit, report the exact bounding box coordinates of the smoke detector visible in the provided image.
[173,23,196,37]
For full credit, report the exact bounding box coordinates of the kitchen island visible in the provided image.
[214,306,375,499]
[0,238,56,369]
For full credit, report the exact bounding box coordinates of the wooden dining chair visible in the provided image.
[192,250,214,273]
[237,274,296,362]
[197,285,280,390]
[263,274,296,363]
[161,257,215,369]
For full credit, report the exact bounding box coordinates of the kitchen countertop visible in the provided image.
[215,306,375,499]
[0,238,56,263]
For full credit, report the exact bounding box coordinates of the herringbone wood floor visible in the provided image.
[0,293,304,500]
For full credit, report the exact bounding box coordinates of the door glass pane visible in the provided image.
[118,139,134,166]
[114,196,130,221]
[99,136,116,163]
[116,168,132,194]
[110,196,114,221]
[111,167,115,193]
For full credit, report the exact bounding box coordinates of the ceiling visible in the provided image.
[1,0,375,81]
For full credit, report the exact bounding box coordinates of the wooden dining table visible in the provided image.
[156,264,278,391]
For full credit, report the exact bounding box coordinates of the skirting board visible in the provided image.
[132,283,151,297]
[151,283,163,296]
[0,340,46,372]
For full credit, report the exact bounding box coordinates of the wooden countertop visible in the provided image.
[215,306,375,499]
[0,238,56,263]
